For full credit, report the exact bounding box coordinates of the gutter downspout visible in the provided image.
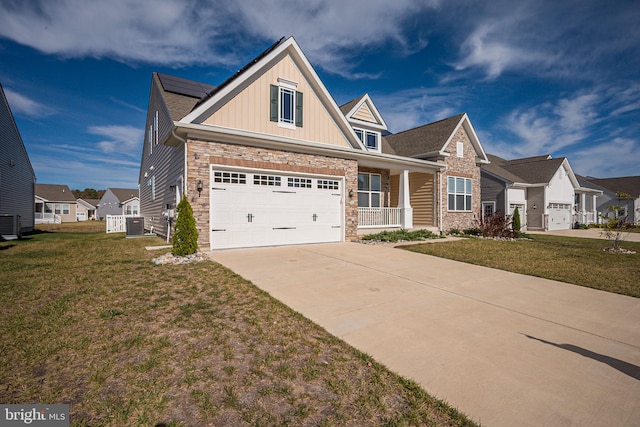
[438,170,443,234]
[169,128,189,243]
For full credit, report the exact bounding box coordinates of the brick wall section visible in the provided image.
[187,139,359,247]
[440,127,481,232]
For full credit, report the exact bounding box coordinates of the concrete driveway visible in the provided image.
[210,242,640,427]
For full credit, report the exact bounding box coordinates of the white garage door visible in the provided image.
[210,168,343,249]
[548,203,572,230]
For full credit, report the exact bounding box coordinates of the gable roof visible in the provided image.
[177,36,365,151]
[584,176,640,198]
[339,94,387,130]
[77,198,99,209]
[108,188,139,203]
[483,154,578,186]
[155,73,215,121]
[35,184,76,202]
[383,113,489,163]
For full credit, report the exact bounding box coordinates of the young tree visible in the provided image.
[172,196,199,256]
[601,192,632,251]
[512,207,521,233]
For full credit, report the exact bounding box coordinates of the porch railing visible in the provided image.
[358,207,402,228]
[573,212,596,225]
[35,213,61,224]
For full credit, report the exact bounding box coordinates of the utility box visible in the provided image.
[125,217,144,237]
[0,214,21,240]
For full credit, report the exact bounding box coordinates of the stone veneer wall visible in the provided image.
[187,139,359,248]
[440,126,481,232]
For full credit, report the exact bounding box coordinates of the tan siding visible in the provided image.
[353,103,377,123]
[390,173,434,226]
[203,55,351,148]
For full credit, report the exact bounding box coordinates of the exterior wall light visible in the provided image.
[197,180,203,197]
[348,189,354,198]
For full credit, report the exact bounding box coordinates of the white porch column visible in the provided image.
[580,192,586,223]
[398,169,413,229]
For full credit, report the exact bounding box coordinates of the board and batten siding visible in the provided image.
[0,84,35,232]
[202,55,351,148]
[390,172,435,226]
[139,78,187,238]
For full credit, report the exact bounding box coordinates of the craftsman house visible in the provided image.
[138,36,489,250]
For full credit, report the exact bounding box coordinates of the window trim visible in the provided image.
[447,176,473,211]
[358,172,382,208]
[354,128,381,152]
[271,80,303,129]
[456,141,464,158]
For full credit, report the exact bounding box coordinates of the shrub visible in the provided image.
[462,228,481,236]
[478,213,517,239]
[172,196,199,256]
[512,207,521,232]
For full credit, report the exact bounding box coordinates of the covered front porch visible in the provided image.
[574,189,602,226]
[354,156,444,231]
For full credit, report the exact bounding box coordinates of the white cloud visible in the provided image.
[3,88,54,117]
[0,0,440,77]
[88,125,144,156]
[569,138,640,178]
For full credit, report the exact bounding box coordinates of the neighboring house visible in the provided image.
[0,82,36,236]
[76,198,99,221]
[481,154,600,230]
[35,184,77,223]
[97,188,139,219]
[138,36,488,250]
[581,176,640,224]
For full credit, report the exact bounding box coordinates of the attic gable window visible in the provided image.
[354,128,380,151]
[270,79,303,129]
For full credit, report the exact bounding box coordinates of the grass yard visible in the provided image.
[405,234,640,298]
[0,228,476,427]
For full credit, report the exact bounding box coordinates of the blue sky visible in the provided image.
[1,0,638,190]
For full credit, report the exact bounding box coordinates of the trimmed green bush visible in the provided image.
[512,207,521,232]
[172,196,199,256]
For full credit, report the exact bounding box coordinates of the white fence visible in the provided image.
[35,213,61,224]
[358,207,402,228]
[106,215,128,233]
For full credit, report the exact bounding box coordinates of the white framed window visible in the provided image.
[354,128,380,151]
[270,80,303,128]
[62,204,70,215]
[456,141,464,157]
[148,124,153,155]
[482,201,495,220]
[147,176,156,201]
[448,176,472,211]
[358,173,382,208]
[153,111,159,145]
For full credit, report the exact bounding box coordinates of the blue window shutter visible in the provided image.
[270,85,278,122]
[295,91,303,127]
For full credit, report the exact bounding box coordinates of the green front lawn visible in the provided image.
[0,229,476,426]
[404,234,640,298]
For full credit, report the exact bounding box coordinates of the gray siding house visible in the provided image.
[97,188,139,219]
[0,83,36,235]
[581,176,640,224]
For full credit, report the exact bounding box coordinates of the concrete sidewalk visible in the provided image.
[209,243,640,427]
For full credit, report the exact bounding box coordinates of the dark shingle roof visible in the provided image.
[482,154,566,184]
[339,95,365,116]
[109,188,139,203]
[383,114,465,158]
[35,184,76,202]
[585,176,640,198]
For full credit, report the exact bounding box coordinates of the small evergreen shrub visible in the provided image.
[172,196,199,256]
[462,228,482,236]
[512,207,521,232]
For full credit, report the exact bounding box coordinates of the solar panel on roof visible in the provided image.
[157,73,215,99]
